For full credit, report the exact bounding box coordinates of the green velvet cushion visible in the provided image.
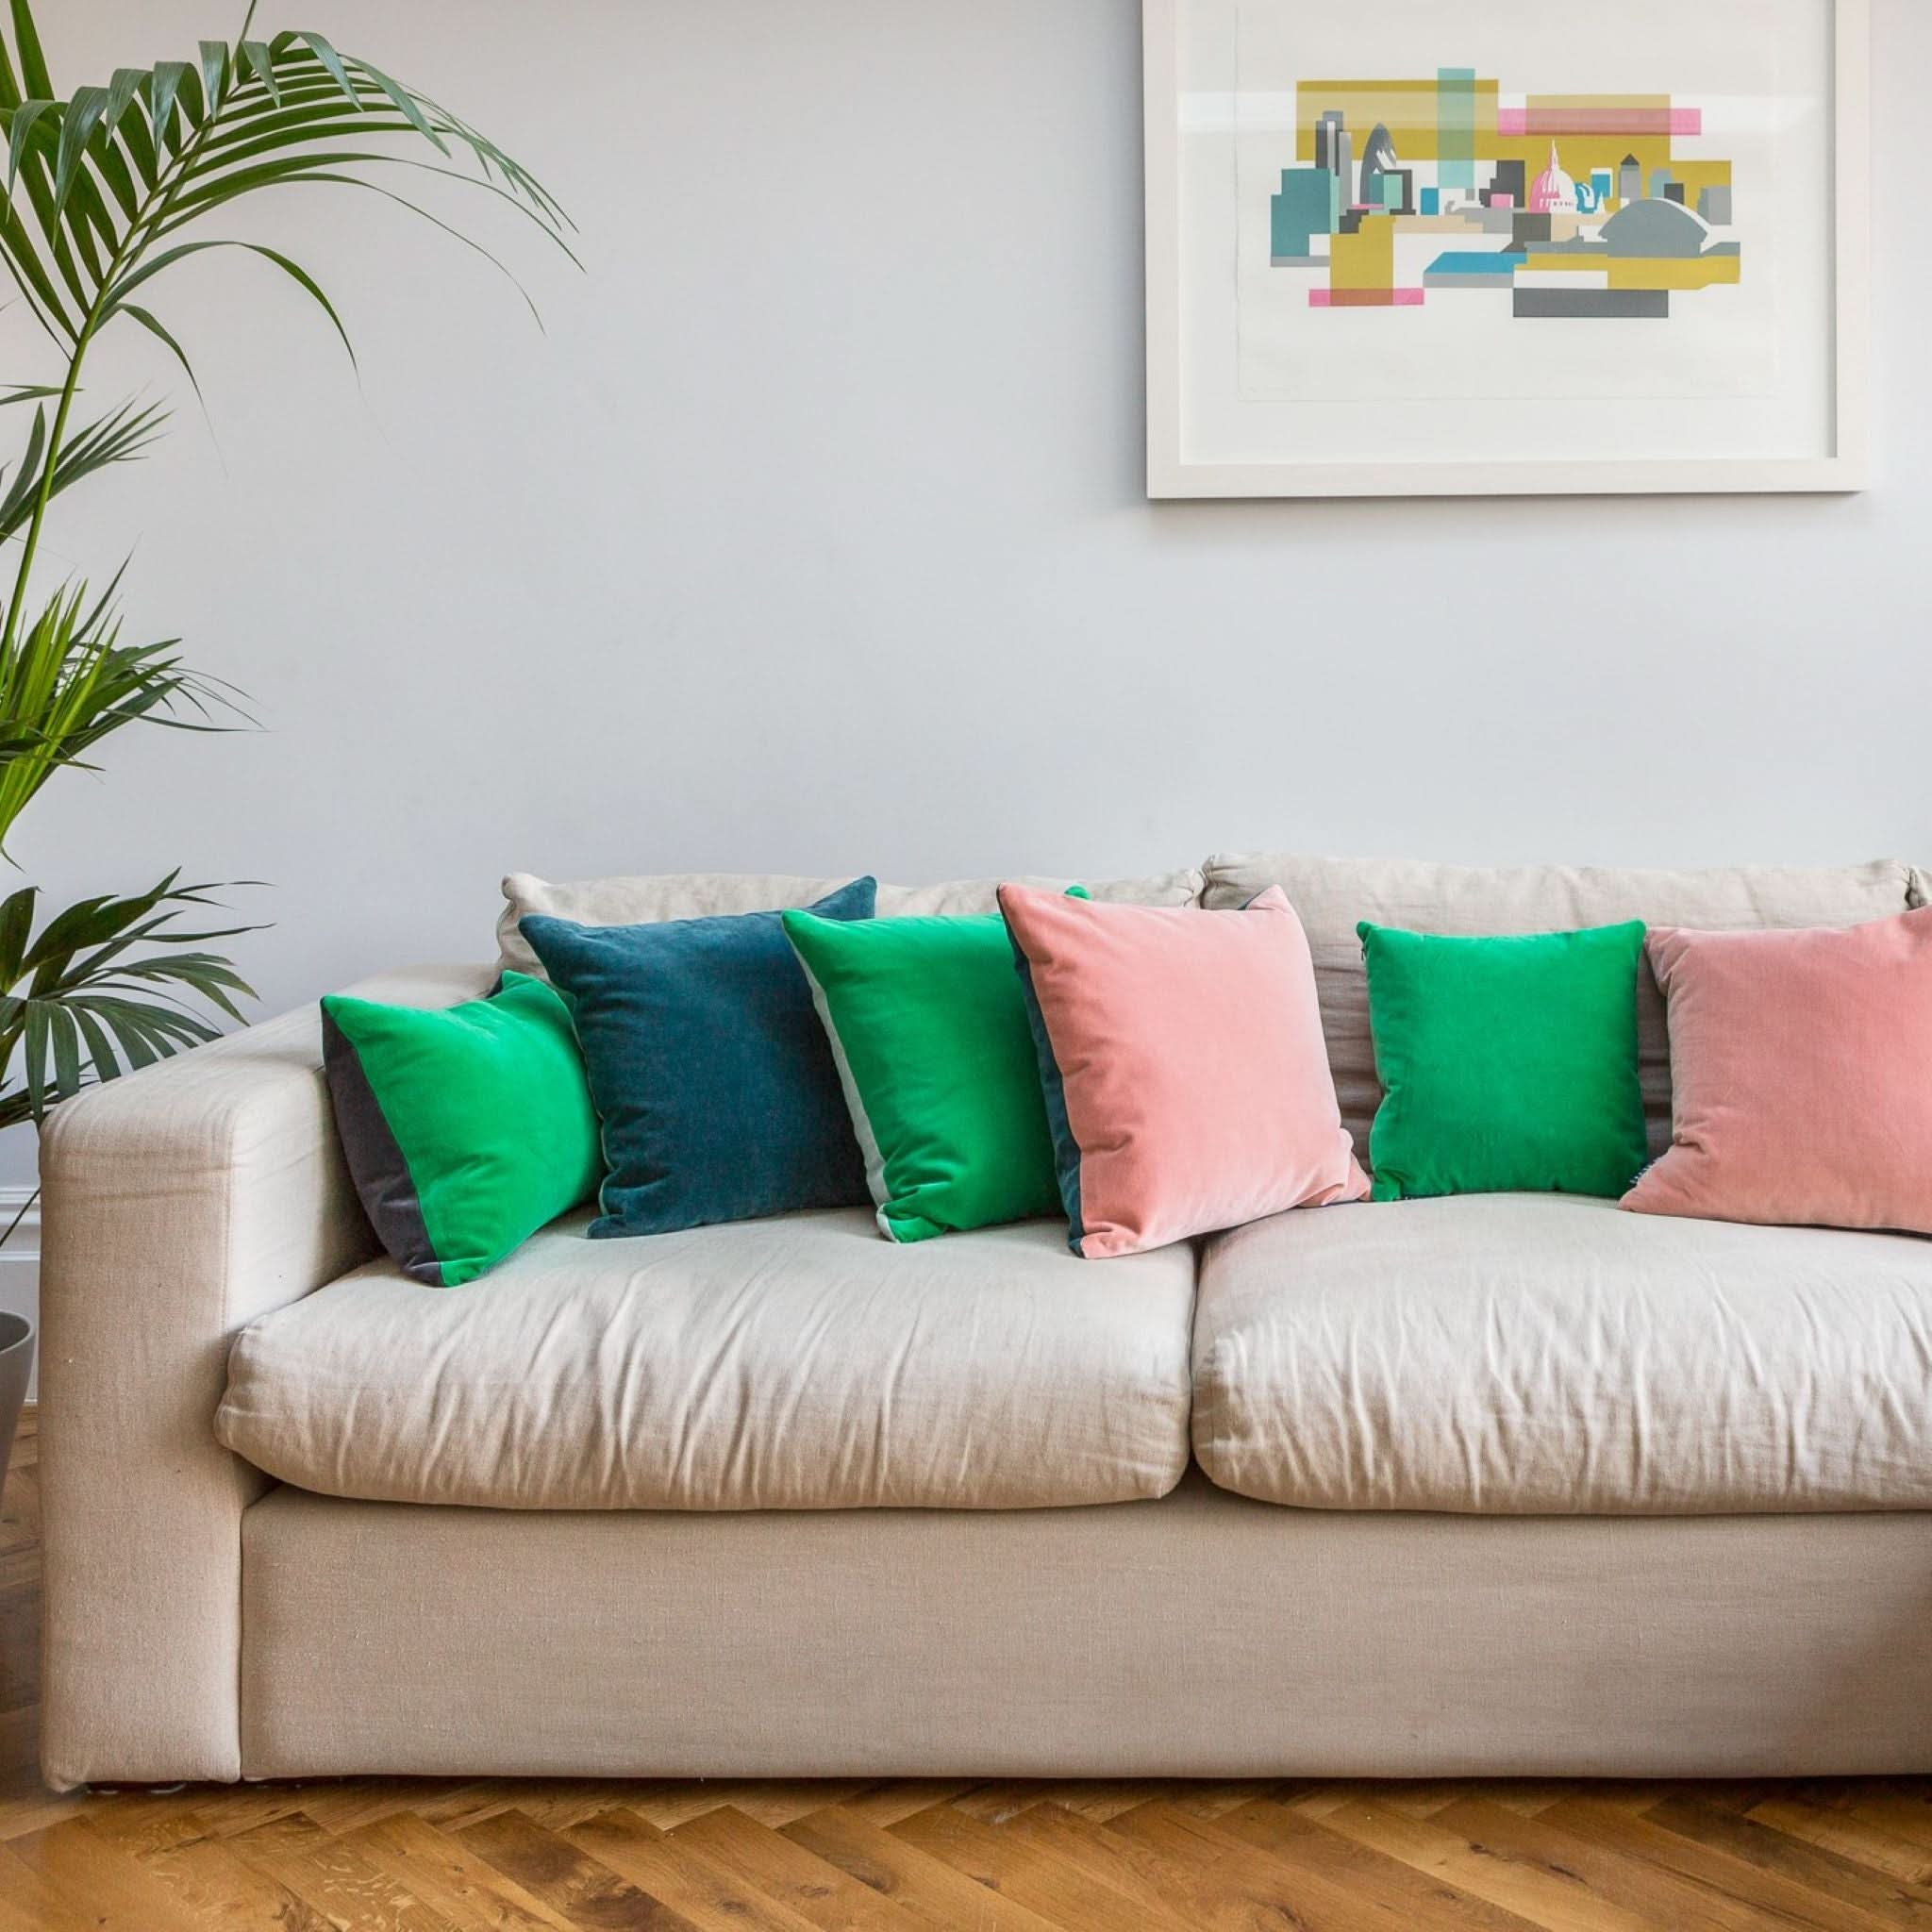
[1357,920,1648,1202]
[782,895,1089,1242]
[321,972,601,1286]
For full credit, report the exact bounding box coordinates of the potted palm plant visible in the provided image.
[0,0,572,1473]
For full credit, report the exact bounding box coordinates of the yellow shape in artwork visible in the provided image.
[1607,254,1740,290]
[1331,219,1395,290]
[1296,78,1501,161]
[1525,253,1741,290]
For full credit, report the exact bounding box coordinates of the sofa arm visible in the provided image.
[38,963,493,1790]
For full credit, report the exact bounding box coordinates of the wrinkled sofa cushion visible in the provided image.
[1193,1193,1932,1514]
[217,1208,1196,1510]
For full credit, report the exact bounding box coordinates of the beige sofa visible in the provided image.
[38,852,1932,1791]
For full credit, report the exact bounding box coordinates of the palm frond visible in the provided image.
[0,575,247,853]
[0,871,261,1128]
[0,395,166,542]
[0,15,573,364]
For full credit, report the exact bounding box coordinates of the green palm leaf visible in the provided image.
[0,17,572,353]
[0,396,168,541]
[0,574,246,855]
[0,872,261,1129]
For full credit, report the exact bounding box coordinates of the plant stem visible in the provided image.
[0,1184,37,1252]
[0,332,88,664]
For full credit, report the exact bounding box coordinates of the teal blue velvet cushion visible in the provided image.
[520,877,875,1236]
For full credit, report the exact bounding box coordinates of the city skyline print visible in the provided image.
[1144,0,1864,497]
[1271,73,1740,322]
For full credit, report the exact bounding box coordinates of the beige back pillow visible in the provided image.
[498,866,1206,977]
[1204,854,1923,1159]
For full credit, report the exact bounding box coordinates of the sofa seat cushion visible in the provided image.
[1193,1194,1932,1515]
[216,1209,1196,1511]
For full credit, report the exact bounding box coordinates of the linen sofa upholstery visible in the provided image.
[215,1208,1196,1511]
[1192,1193,1932,1515]
[496,866,1207,976]
[37,961,494,1790]
[42,849,1932,1789]
[240,1477,1932,1779]
[1202,853,1921,1158]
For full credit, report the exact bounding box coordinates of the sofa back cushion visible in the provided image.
[499,866,1205,976]
[1203,854,1923,1158]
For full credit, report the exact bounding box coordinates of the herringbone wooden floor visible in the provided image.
[8,1414,1932,1930]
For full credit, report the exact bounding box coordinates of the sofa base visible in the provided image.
[235,1474,1932,1781]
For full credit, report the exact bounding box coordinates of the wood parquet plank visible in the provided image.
[563,1806,830,1932]
[227,1809,464,1932]
[349,1811,586,1932]
[1108,1797,1482,1932]
[997,1798,1249,1924]
[0,1840,105,1932]
[1848,1790,1932,1857]
[1427,1796,1793,1932]
[833,1780,984,1826]
[672,1804,929,1931]
[947,1780,1073,1823]
[1748,1797,1932,1886]
[142,1820,344,1932]
[629,1781,877,1831]
[1641,1796,1932,1930]
[890,1795,1205,1932]
[1009,1779,1183,1822]
[8,1812,217,1932]
[1217,1794,1552,1931]
[783,1804,1066,1932]
[1311,1795,1668,1932]
[459,1807,706,1930]
[5,1409,1932,1931]
[1537,1795,1903,1932]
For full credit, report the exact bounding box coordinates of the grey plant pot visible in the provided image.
[0,1313,33,1498]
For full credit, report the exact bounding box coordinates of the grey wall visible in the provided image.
[10,0,1931,1191]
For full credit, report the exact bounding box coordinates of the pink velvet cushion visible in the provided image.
[999,883,1368,1258]
[1624,908,1932,1234]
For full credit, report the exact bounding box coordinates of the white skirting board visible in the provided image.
[0,1186,40,1400]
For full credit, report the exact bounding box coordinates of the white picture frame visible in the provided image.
[1144,0,1870,498]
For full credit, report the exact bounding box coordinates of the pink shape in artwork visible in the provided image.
[1498,107,1701,137]
[1492,192,1515,209]
[1529,142,1578,213]
[1309,289,1424,308]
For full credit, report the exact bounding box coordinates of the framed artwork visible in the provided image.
[1143,0,1869,497]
